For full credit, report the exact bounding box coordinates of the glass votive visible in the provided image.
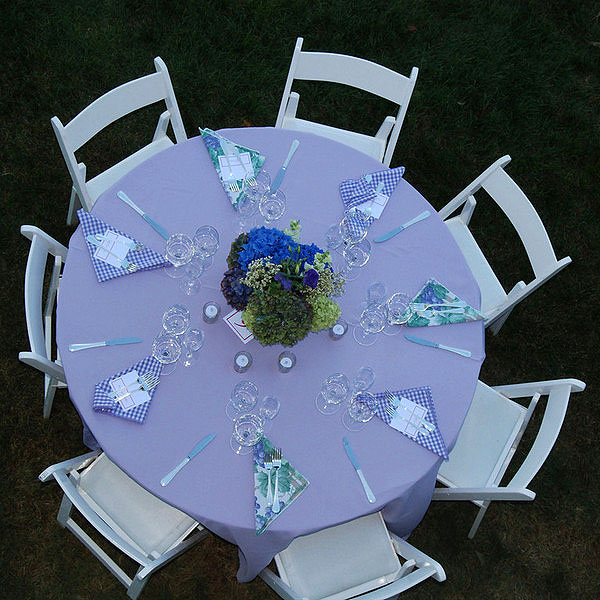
[234,350,253,373]
[203,301,221,324]
[278,351,296,373]
[329,318,348,340]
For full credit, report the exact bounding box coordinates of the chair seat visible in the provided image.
[77,453,197,556]
[444,216,507,315]
[438,382,526,489]
[281,116,385,163]
[275,512,400,600]
[86,136,174,202]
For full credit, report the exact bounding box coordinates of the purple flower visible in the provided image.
[303,269,319,289]
[274,272,292,291]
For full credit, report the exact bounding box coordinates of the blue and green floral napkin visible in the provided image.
[400,278,484,327]
[253,437,309,535]
[199,127,265,208]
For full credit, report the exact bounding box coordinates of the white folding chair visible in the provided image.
[260,512,445,600]
[433,378,586,538]
[276,37,418,166]
[438,156,572,334]
[39,451,209,600]
[18,225,68,419]
[52,56,187,224]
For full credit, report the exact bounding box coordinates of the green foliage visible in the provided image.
[306,295,341,332]
[226,233,248,269]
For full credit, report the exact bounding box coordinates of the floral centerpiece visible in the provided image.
[221,221,345,346]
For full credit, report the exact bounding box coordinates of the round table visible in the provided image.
[57,127,485,582]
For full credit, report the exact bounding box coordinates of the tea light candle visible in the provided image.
[203,301,221,324]
[234,351,252,373]
[329,318,348,340]
[278,351,296,373]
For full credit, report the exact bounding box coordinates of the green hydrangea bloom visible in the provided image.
[306,295,341,332]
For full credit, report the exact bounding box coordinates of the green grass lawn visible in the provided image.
[2,1,598,598]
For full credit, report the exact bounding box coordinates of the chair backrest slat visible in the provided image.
[62,72,167,152]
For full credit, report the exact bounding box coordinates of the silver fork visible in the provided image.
[110,372,160,401]
[265,452,273,507]
[271,447,282,514]
[384,390,434,434]
[228,181,240,192]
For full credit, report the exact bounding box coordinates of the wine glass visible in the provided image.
[342,391,376,431]
[230,413,264,455]
[162,304,190,336]
[179,256,205,295]
[242,171,270,202]
[193,226,219,267]
[236,193,259,233]
[164,233,195,278]
[342,238,371,282]
[340,210,370,246]
[226,380,258,420]
[366,282,387,307]
[384,292,411,335]
[315,373,351,415]
[353,366,375,391]
[152,332,181,375]
[353,304,386,346]
[325,223,344,251]
[258,395,280,432]
[181,328,204,367]
[259,189,286,223]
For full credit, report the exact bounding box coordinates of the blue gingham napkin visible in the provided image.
[339,166,405,236]
[93,356,162,424]
[78,209,169,282]
[373,386,448,459]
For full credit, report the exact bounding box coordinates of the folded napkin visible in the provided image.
[253,437,309,535]
[78,209,169,283]
[373,386,448,459]
[400,278,485,326]
[339,166,405,236]
[199,127,266,208]
[93,356,162,424]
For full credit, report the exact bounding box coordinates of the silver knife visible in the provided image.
[270,139,300,193]
[160,434,216,486]
[117,191,169,240]
[404,334,471,357]
[374,210,431,242]
[69,337,142,352]
[343,437,376,503]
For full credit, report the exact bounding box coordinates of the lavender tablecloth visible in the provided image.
[56,127,485,581]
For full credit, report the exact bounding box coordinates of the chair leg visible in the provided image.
[67,186,82,225]
[57,494,73,527]
[468,501,490,539]
[127,568,149,600]
[43,379,57,419]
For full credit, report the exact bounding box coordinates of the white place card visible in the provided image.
[109,370,151,412]
[389,395,429,439]
[93,230,132,268]
[223,309,254,344]
[218,152,253,181]
[356,191,389,220]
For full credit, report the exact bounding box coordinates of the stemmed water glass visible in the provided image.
[181,328,204,367]
[179,256,205,295]
[353,304,386,346]
[353,366,375,391]
[315,373,351,415]
[162,304,190,336]
[193,226,219,268]
[259,189,286,223]
[384,292,411,335]
[342,238,371,282]
[226,380,259,420]
[230,413,264,455]
[164,233,195,279]
[342,391,376,431]
[366,282,387,307]
[239,172,270,231]
[152,332,181,375]
[258,395,280,432]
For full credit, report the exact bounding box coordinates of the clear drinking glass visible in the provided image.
[340,210,370,245]
[315,372,351,415]
[165,233,195,278]
[366,282,387,307]
[325,223,344,251]
[162,304,190,336]
[384,292,411,335]
[259,189,286,223]
[179,256,205,295]
[258,395,280,432]
[236,193,259,233]
[353,366,375,391]
[152,332,181,375]
[181,328,204,367]
[242,171,270,202]
[226,380,259,420]
[193,226,219,267]
[343,238,371,282]
[230,413,264,455]
[342,391,376,431]
[353,304,386,346]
